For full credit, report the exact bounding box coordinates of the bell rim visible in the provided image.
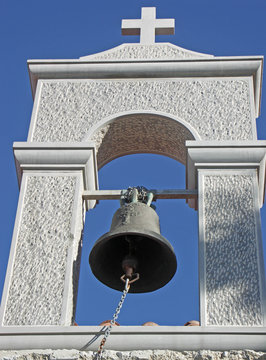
[89,229,177,293]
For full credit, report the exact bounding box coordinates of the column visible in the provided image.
[187,141,266,326]
[0,143,97,326]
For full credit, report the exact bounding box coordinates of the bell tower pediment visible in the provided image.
[79,42,214,61]
[80,7,213,61]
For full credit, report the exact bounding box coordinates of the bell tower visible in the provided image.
[0,6,266,351]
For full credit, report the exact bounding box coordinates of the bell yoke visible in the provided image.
[89,186,177,293]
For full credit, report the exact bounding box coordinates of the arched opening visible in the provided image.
[88,112,197,169]
[76,154,198,326]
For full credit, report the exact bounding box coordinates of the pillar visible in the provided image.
[187,141,266,326]
[0,143,97,326]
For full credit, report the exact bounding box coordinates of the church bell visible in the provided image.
[89,187,177,293]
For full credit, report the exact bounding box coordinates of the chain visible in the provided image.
[95,279,130,360]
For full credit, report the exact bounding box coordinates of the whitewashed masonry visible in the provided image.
[0,10,266,350]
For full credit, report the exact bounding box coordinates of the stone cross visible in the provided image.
[121,7,175,45]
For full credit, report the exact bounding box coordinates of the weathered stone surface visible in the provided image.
[0,349,265,360]
[202,173,263,326]
[32,79,252,146]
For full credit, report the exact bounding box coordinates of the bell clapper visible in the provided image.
[120,253,140,284]
[120,237,140,285]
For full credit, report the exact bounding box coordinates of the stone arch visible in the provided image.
[85,112,198,169]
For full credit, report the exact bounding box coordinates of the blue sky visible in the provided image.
[0,0,266,326]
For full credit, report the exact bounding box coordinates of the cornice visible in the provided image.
[27,56,263,117]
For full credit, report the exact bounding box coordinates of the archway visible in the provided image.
[76,153,198,326]
[86,112,198,169]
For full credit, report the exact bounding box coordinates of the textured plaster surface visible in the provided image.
[32,79,252,149]
[0,349,265,360]
[3,176,78,326]
[80,43,213,60]
[202,174,262,326]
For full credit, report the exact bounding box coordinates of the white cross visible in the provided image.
[121,7,175,45]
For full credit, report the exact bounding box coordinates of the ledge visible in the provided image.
[13,142,99,210]
[0,326,265,351]
[186,141,266,207]
[27,56,263,117]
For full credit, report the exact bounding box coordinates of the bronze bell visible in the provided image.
[89,187,177,293]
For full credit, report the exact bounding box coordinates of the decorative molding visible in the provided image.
[186,141,266,207]
[0,326,265,351]
[27,57,263,116]
[13,143,98,208]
